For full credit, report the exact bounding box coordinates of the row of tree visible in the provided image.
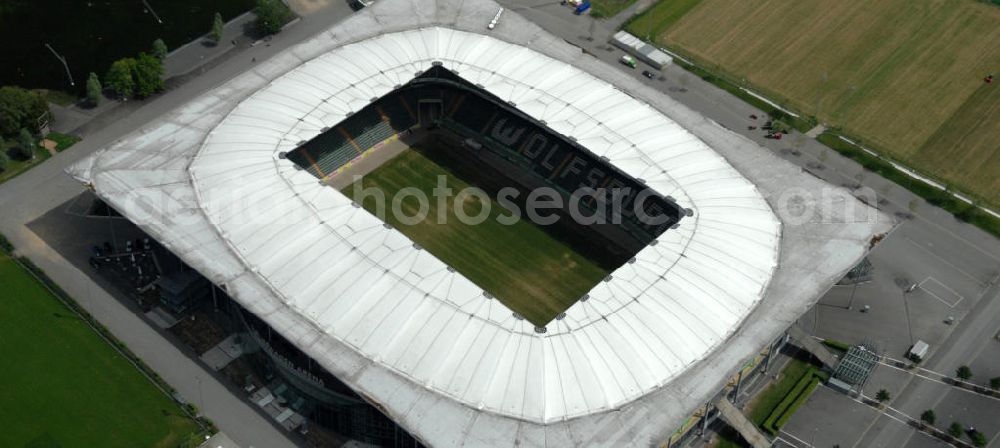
[84,39,168,106]
[85,0,293,106]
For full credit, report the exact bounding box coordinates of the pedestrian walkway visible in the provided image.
[49,11,261,135]
[163,12,258,79]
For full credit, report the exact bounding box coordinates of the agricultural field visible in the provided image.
[342,149,609,327]
[628,0,1000,206]
[0,252,202,448]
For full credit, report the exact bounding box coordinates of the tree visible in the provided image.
[0,150,8,172]
[920,409,936,426]
[948,422,964,438]
[17,128,35,160]
[875,389,890,403]
[86,72,102,106]
[210,12,224,44]
[152,38,168,60]
[255,0,292,35]
[0,86,48,138]
[956,365,973,381]
[106,58,136,98]
[131,53,164,99]
[990,376,1000,390]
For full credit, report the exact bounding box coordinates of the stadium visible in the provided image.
[66,0,891,446]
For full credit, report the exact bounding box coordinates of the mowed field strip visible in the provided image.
[0,254,200,447]
[342,149,609,327]
[633,0,1000,206]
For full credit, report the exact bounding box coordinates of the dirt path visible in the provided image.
[40,139,58,156]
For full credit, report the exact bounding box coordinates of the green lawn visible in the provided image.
[0,253,201,448]
[624,0,703,40]
[0,132,80,184]
[589,0,640,18]
[342,149,609,327]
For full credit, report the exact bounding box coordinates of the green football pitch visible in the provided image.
[342,149,609,327]
[0,253,201,448]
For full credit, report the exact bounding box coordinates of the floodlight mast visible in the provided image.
[45,43,75,87]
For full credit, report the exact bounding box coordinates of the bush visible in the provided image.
[255,0,293,35]
[875,389,890,403]
[822,339,850,352]
[106,58,136,98]
[957,365,973,381]
[210,12,224,43]
[990,376,1000,390]
[86,72,102,106]
[920,409,936,426]
[131,53,164,99]
[17,128,35,159]
[949,422,964,438]
[152,38,168,60]
[969,430,987,446]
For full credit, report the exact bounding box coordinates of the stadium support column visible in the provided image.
[731,369,744,402]
[762,333,784,373]
[699,402,711,437]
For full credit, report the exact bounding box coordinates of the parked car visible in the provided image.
[619,55,637,68]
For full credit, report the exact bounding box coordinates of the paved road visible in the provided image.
[0,3,356,448]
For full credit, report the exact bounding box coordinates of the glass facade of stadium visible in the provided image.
[200,287,423,447]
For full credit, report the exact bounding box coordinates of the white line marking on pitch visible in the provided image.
[917,276,964,308]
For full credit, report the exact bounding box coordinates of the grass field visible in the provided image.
[0,253,201,447]
[589,0,639,18]
[629,0,1000,206]
[342,149,609,327]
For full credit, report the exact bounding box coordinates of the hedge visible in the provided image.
[822,339,850,352]
[762,367,822,435]
[816,132,1000,239]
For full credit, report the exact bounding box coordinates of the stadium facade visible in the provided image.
[67,0,892,445]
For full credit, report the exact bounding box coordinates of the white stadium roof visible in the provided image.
[68,0,891,445]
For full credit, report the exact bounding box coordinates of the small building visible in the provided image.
[611,31,672,70]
